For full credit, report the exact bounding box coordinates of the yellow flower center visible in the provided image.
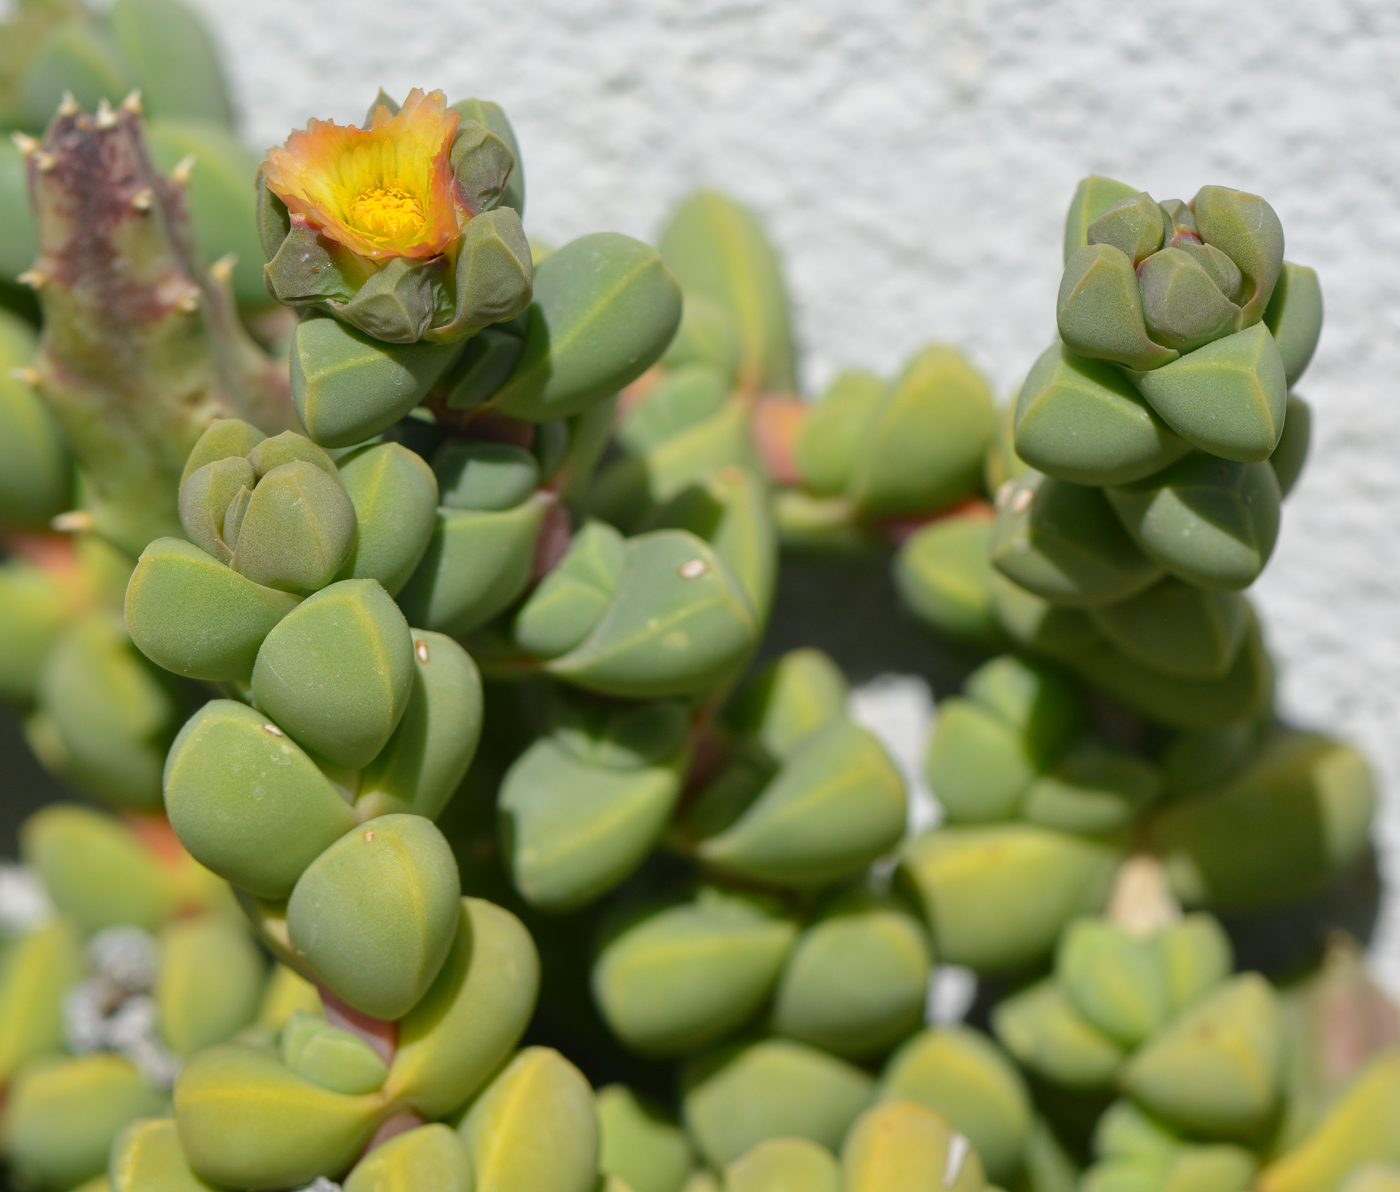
[348,185,426,240]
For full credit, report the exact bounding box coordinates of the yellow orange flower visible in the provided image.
[261,88,462,261]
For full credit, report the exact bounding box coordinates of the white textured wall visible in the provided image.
[194,0,1400,985]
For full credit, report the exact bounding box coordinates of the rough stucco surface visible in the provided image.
[192,0,1400,986]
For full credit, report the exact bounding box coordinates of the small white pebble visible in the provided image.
[0,864,54,936]
[88,926,159,993]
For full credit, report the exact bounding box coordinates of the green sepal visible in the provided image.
[991,977,1125,1089]
[500,729,686,911]
[846,345,997,517]
[772,895,932,1059]
[1014,343,1190,486]
[458,1047,600,1192]
[331,256,447,343]
[450,98,526,215]
[384,897,540,1119]
[879,1026,1032,1187]
[658,190,796,393]
[1130,323,1287,463]
[281,1010,389,1095]
[449,119,516,215]
[229,460,358,594]
[251,578,415,768]
[127,537,300,681]
[181,418,266,486]
[345,1124,473,1192]
[1270,394,1311,499]
[493,233,682,421]
[1122,974,1283,1139]
[1022,743,1163,836]
[396,493,548,636]
[287,814,461,1020]
[898,824,1120,972]
[1087,578,1248,680]
[681,1037,875,1170]
[163,699,358,900]
[356,630,483,821]
[1151,732,1375,910]
[0,917,83,1086]
[991,472,1162,608]
[620,365,731,456]
[7,1054,166,1192]
[1056,918,1170,1048]
[255,169,293,263]
[1192,186,1285,326]
[894,512,1001,647]
[433,438,540,511]
[263,217,370,307]
[1105,453,1281,591]
[157,914,265,1056]
[597,1085,695,1192]
[592,889,798,1055]
[1057,244,1178,372]
[109,1117,221,1192]
[34,614,176,810]
[794,370,884,497]
[1263,263,1323,387]
[515,519,627,658]
[172,1044,382,1190]
[334,441,440,595]
[290,314,462,449]
[0,312,74,528]
[547,530,757,698]
[20,804,174,932]
[421,206,533,343]
[1063,176,1139,263]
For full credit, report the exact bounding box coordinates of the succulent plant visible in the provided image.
[0,803,262,1190]
[0,40,1393,1192]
